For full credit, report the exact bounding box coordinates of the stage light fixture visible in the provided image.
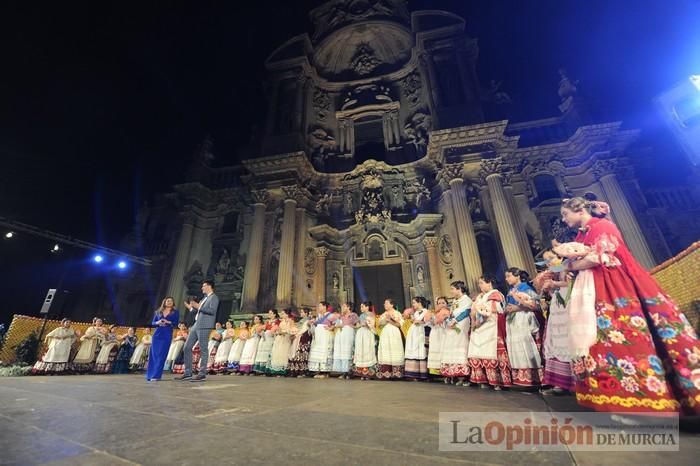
[51,244,60,253]
[117,260,127,269]
[4,232,14,239]
[93,254,104,263]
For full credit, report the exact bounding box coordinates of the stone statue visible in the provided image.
[308,127,336,166]
[413,178,430,209]
[351,43,381,76]
[558,68,578,113]
[390,184,406,209]
[332,272,340,289]
[316,193,332,216]
[343,191,355,215]
[216,248,231,275]
[404,112,432,155]
[416,265,425,285]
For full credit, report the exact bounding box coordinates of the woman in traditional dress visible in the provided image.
[377,298,405,379]
[440,281,472,385]
[561,196,700,416]
[212,321,236,374]
[32,318,78,375]
[72,317,105,373]
[94,325,119,373]
[205,322,224,374]
[227,321,249,374]
[253,310,279,375]
[308,302,338,379]
[535,250,576,395]
[427,297,450,379]
[129,328,152,371]
[112,327,137,374]
[353,301,377,380]
[164,322,187,372]
[239,315,263,375]
[331,302,358,379]
[269,309,297,376]
[467,275,512,390]
[505,268,544,388]
[404,296,431,380]
[288,308,313,377]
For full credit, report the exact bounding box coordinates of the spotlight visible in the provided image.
[117,260,127,269]
[4,232,13,239]
[691,75,700,92]
[93,254,104,263]
[51,244,60,253]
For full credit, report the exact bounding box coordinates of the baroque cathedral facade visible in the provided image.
[110,0,685,323]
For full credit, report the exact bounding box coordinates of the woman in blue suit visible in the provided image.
[146,297,179,381]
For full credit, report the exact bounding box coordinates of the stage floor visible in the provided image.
[0,374,698,465]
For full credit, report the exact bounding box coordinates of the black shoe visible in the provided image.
[190,374,206,382]
[174,374,192,381]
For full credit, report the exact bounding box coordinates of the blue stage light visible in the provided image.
[93,255,104,263]
[117,260,127,269]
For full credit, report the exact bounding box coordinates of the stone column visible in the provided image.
[418,51,441,109]
[276,186,299,308]
[294,75,307,132]
[293,207,307,307]
[241,189,268,312]
[382,113,392,150]
[480,159,531,272]
[503,183,536,276]
[167,212,195,304]
[314,246,329,302]
[595,161,656,269]
[439,163,482,294]
[423,237,444,304]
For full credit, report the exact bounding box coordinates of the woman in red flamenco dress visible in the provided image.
[561,197,700,416]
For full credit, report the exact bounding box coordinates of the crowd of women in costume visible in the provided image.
[31,196,700,416]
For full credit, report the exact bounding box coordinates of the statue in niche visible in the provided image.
[389,184,406,210]
[332,272,340,289]
[343,191,355,215]
[273,206,284,243]
[216,248,231,275]
[184,261,204,296]
[416,265,425,285]
[304,248,316,275]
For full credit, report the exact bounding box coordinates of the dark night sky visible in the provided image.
[1,0,699,324]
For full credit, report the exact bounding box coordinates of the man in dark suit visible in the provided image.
[175,280,219,382]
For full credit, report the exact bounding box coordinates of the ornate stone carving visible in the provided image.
[478,158,508,184]
[593,159,618,179]
[316,193,332,216]
[400,71,422,107]
[342,191,356,215]
[310,0,408,40]
[282,185,302,202]
[304,247,316,275]
[404,112,432,155]
[439,235,454,265]
[438,163,464,184]
[250,189,269,205]
[351,43,381,76]
[314,246,330,258]
[422,237,439,249]
[386,184,406,210]
[308,127,337,166]
[312,88,331,121]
